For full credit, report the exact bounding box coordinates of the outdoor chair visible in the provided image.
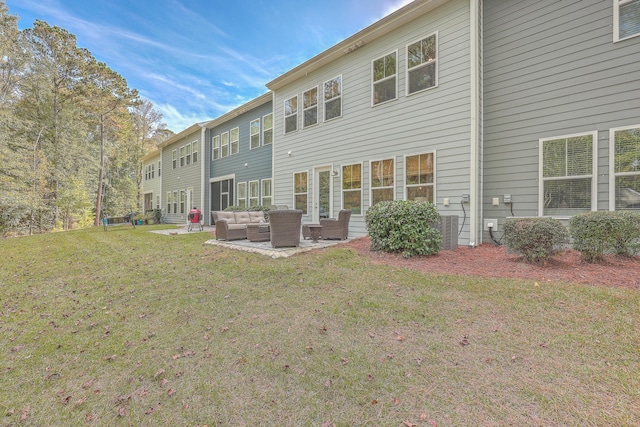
[319,209,351,240]
[268,209,303,247]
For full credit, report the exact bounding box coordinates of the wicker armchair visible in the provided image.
[319,209,351,240]
[268,209,303,248]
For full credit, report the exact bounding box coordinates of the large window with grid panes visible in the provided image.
[407,33,437,95]
[342,163,362,215]
[263,113,273,145]
[372,51,397,105]
[324,75,342,121]
[261,179,272,208]
[371,158,395,204]
[294,171,308,214]
[611,125,640,211]
[237,182,247,209]
[405,152,434,202]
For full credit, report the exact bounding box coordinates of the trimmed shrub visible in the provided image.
[502,217,568,263]
[365,200,441,258]
[570,211,640,262]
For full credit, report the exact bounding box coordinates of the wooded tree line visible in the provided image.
[0,1,172,236]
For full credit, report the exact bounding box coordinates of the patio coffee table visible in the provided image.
[246,223,271,242]
[305,224,323,243]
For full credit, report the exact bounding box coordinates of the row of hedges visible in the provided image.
[503,211,640,263]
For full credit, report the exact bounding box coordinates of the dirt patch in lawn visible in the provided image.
[341,236,640,290]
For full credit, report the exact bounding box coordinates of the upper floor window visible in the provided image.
[610,125,640,211]
[324,75,342,121]
[221,131,229,157]
[158,160,161,177]
[263,113,273,145]
[249,180,259,207]
[407,33,437,95]
[192,142,198,163]
[237,182,247,209]
[615,0,640,42]
[342,163,362,215]
[261,179,272,208]
[185,144,191,165]
[405,152,434,202]
[230,127,239,155]
[371,159,395,204]
[180,146,186,167]
[294,171,308,214]
[540,132,596,216]
[172,150,177,169]
[303,86,318,128]
[250,119,260,149]
[284,96,298,134]
[212,135,220,160]
[167,191,172,214]
[372,51,397,105]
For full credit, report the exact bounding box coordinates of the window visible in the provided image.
[611,125,640,211]
[615,0,640,41]
[180,146,185,167]
[372,51,397,105]
[172,150,177,169]
[540,132,596,216]
[250,119,260,149]
[294,171,308,214]
[342,163,362,215]
[237,182,247,209]
[284,96,298,133]
[156,195,160,210]
[173,191,178,214]
[405,153,434,202]
[212,135,220,160]
[263,113,273,145]
[158,160,161,177]
[303,86,318,127]
[180,190,186,214]
[261,179,272,208]
[221,131,229,157]
[371,159,395,204]
[407,33,437,95]
[249,180,259,207]
[192,142,198,163]
[324,76,342,121]
[186,144,191,165]
[151,163,155,178]
[230,127,239,155]
[167,191,172,214]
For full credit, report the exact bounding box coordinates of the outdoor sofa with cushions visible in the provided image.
[212,210,267,241]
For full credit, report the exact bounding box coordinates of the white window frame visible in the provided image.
[263,113,273,145]
[370,158,396,205]
[180,189,186,214]
[212,135,220,160]
[221,131,229,158]
[303,86,318,128]
[341,162,363,216]
[173,190,178,214]
[372,50,398,106]
[293,171,308,214]
[249,180,259,207]
[185,143,191,165]
[179,146,185,167]
[230,127,239,155]
[261,178,272,207]
[158,160,161,177]
[614,0,640,42]
[284,95,298,134]
[538,131,597,217]
[167,191,172,214]
[172,149,177,169]
[404,152,436,203]
[192,141,198,163]
[406,32,438,96]
[156,195,160,210]
[609,124,640,211]
[237,182,247,209]
[250,119,260,149]
[323,75,342,122]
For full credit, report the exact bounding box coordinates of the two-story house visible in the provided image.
[141,150,162,213]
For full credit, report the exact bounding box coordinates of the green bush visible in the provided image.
[502,217,568,263]
[570,211,640,262]
[365,200,441,258]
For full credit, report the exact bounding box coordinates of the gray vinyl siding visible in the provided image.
[142,153,161,211]
[161,130,202,224]
[207,101,273,221]
[483,0,640,234]
[272,0,473,241]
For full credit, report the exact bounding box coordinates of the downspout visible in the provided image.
[159,147,163,215]
[469,0,481,246]
[200,124,206,220]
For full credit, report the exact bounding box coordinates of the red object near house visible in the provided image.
[188,207,202,231]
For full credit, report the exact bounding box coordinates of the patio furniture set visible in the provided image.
[211,207,351,248]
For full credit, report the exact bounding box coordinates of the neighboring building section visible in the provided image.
[141,150,162,213]
[159,123,206,224]
[204,92,273,224]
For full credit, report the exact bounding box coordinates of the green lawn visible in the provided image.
[1,226,638,426]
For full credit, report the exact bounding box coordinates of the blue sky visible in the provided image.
[7,0,412,132]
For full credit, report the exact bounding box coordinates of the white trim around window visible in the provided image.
[263,113,273,145]
[538,131,597,217]
[192,141,198,163]
[237,181,247,209]
[284,95,298,134]
[404,152,436,203]
[303,86,318,128]
[609,124,640,211]
[372,50,398,106]
[230,127,239,155]
[249,180,259,207]
[614,0,640,42]
[212,135,220,160]
[293,170,308,214]
[221,131,229,158]
[250,119,260,150]
[261,178,272,208]
[172,149,177,169]
[370,158,396,205]
[341,162,363,215]
[323,75,342,121]
[406,31,438,96]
